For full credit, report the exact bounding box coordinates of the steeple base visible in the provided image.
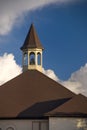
[23,65,43,72]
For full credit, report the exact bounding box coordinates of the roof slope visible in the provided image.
[18,98,71,118]
[0,70,75,118]
[46,94,87,117]
[20,24,44,50]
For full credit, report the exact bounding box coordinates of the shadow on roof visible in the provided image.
[18,97,71,118]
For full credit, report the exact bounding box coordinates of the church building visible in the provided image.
[0,24,87,130]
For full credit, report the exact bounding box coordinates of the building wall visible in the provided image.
[0,119,49,130]
[1,118,87,130]
[49,117,87,130]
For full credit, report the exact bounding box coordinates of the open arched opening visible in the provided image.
[29,52,35,65]
[37,52,41,65]
[24,52,28,65]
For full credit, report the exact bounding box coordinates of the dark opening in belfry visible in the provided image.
[30,52,35,65]
[37,52,41,65]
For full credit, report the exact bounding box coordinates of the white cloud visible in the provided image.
[0,53,22,85]
[43,68,59,82]
[0,0,81,35]
[62,81,82,94]
[62,64,87,96]
[43,64,87,96]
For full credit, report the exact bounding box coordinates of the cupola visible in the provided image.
[20,24,44,72]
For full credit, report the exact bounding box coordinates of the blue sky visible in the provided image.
[0,0,87,95]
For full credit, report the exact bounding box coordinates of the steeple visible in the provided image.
[20,24,44,72]
[21,24,44,50]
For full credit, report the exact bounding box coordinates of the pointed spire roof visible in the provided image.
[21,24,44,50]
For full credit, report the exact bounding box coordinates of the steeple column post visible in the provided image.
[35,51,38,65]
[41,52,43,66]
[28,50,30,66]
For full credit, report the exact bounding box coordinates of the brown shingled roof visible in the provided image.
[20,24,44,50]
[0,70,75,118]
[46,94,87,117]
